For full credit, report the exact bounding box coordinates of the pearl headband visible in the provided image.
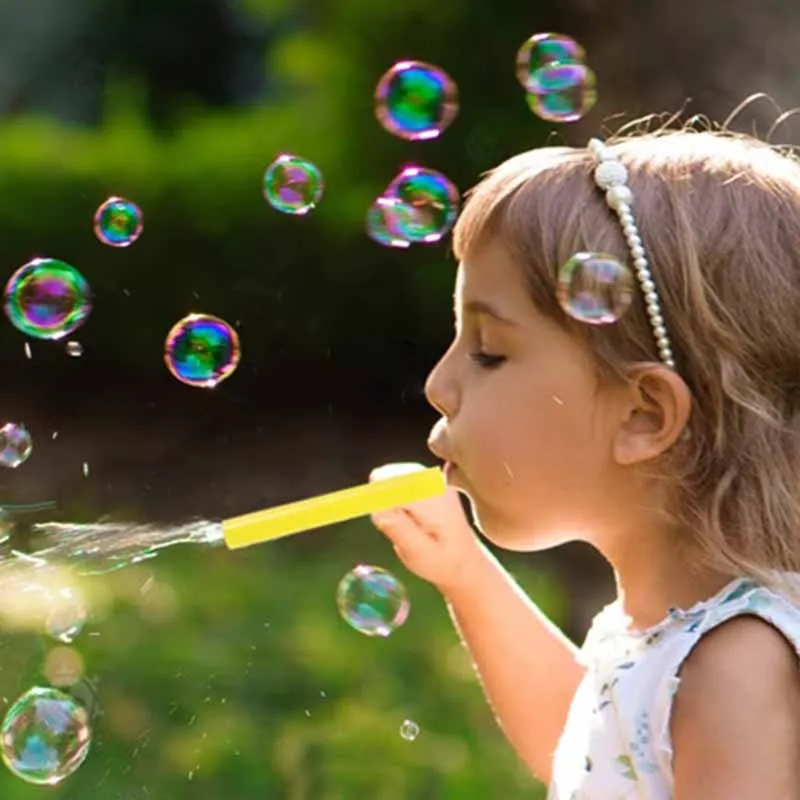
[588,138,676,369]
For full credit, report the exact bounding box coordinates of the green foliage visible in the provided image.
[0,1,569,796]
[0,0,550,387]
[0,521,560,797]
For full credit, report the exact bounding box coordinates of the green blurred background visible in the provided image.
[0,0,796,795]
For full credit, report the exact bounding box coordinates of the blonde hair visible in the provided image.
[453,115,800,597]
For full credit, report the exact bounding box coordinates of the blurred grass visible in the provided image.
[0,517,559,797]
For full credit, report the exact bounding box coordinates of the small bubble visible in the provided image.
[65,341,83,358]
[375,60,458,141]
[399,719,419,741]
[0,423,32,469]
[164,313,241,389]
[82,462,89,477]
[44,647,85,688]
[263,154,323,215]
[3,258,92,340]
[516,33,586,91]
[23,342,31,359]
[383,166,460,244]
[366,196,412,249]
[526,63,597,123]
[336,565,409,637]
[0,686,91,785]
[93,197,143,247]
[557,252,633,324]
[46,588,87,644]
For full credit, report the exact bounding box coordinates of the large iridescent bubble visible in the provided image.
[263,154,324,215]
[336,565,409,637]
[382,166,460,244]
[557,252,634,324]
[0,686,91,785]
[164,313,241,388]
[3,258,92,340]
[375,60,459,141]
[516,33,586,92]
[93,196,143,248]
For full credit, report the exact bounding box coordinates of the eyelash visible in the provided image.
[469,351,507,369]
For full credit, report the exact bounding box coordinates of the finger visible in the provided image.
[371,508,429,551]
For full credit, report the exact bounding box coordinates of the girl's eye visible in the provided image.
[469,351,506,369]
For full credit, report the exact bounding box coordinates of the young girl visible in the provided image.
[371,122,800,799]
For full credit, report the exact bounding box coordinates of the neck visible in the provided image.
[599,521,734,631]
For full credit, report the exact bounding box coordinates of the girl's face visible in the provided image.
[425,238,628,551]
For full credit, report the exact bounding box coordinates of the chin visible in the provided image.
[469,501,570,553]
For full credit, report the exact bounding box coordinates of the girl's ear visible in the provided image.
[612,364,692,466]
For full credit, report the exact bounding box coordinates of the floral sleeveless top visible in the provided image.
[548,576,800,799]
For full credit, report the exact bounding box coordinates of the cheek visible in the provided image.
[468,390,599,488]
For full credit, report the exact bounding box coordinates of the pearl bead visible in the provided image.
[595,160,629,190]
[606,185,634,209]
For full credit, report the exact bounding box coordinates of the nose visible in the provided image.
[424,346,458,417]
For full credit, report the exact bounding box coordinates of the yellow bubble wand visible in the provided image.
[221,464,445,550]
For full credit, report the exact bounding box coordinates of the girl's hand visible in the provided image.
[369,463,485,596]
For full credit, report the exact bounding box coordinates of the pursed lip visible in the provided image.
[426,435,453,465]
[427,433,459,483]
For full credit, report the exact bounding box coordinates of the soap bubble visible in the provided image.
[336,565,409,637]
[263,154,324,215]
[366,197,411,249]
[93,197,143,247]
[3,258,92,340]
[557,252,634,324]
[516,33,586,91]
[65,341,83,358]
[44,647,85,689]
[46,588,87,644]
[526,63,597,123]
[375,60,459,141]
[164,313,241,388]
[0,686,91,785]
[0,423,32,469]
[383,166,460,244]
[399,719,419,741]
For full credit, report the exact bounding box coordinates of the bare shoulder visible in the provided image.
[671,614,800,799]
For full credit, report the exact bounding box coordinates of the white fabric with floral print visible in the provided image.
[547,575,800,799]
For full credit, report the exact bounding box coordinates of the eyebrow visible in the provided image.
[459,299,519,326]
